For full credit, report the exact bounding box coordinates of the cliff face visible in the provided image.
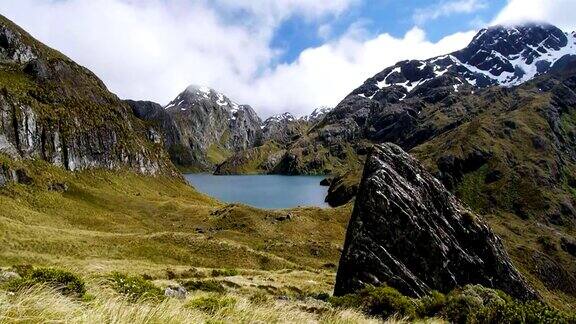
[334,143,538,301]
[0,15,177,183]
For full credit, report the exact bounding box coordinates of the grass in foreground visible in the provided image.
[3,265,572,323]
[0,286,384,324]
[0,265,386,324]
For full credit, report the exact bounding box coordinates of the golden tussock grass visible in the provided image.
[0,285,393,324]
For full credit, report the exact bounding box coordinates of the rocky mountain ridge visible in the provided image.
[353,23,576,102]
[215,24,576,180]
[0,14,177,186]
[131,87,333,171]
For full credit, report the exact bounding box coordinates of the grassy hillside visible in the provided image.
[0,159,352,272]
[0,158,377,322]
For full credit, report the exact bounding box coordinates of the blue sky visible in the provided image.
[1,0,574,117]
[271,0,508,64]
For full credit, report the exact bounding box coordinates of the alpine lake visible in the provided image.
[184,174,330,209]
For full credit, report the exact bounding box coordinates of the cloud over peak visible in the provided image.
[413,0,487,25]
[0,0,572,118]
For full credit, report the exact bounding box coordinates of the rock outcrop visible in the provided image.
[334,144,538,301]
[0,15,176,183]
[261,113,306,145]
[125,100,181,149]
[325,170,360,207]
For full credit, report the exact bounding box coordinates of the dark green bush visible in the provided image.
[441,289,485,323]
[329,284,576,323]
[211,269,239,277]
[109,272,164,301]
[437,285,576,324]
[181,280,226,293]
[496,300,576,324]
[186,294,236,314]
[329,285,416,319]
[6,267,85,297]
[417,290,446,318]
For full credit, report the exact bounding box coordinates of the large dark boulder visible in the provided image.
[334,143,538,301]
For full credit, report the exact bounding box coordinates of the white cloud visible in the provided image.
[231,27,475,116]
[0,0,475,118]
[492,0,576,31]
[413,0,487,25]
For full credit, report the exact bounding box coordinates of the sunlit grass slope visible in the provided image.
[0,159,351,272]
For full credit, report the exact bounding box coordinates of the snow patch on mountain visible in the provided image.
[354,23,576,100]
[302,107,333,123]
[166,85,247,121]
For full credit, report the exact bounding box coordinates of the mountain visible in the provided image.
[223,23,576,179]
[302,106,333,123]
[212,23,576,306]
[354,23,576,101]
[0,15,176,185]
[131,95,333,174]
[214,109,340,175]
[128,86,262,170]
[261,112,311,145]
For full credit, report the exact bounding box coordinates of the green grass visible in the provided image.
[0,157,359,322]
[206,143,232,165]
[0,269,384,324]
[0,159,352,273]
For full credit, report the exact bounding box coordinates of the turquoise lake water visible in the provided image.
[184,174,330,209]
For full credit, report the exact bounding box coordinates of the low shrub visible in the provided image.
[186,294,237,314]
[6,267,85,297]
[329,285,416,319]
[181,280,226,293]
[330,284,576,323]
[498,300,576,323]
[109,272,164,301]
[417,290,446,318]
[211,269,239,277]
[436,285,576,324]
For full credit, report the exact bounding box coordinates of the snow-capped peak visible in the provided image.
[165,85,243,120]
[352,23,576,100]
[302,106,333,122]
[265,112,295,124]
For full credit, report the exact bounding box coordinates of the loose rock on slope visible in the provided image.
[334,143,538,301]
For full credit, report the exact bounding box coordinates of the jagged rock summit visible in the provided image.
[130,85,263,170]
[302,106,333,123]
[353,23,576,101]
[334,143,538,301]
